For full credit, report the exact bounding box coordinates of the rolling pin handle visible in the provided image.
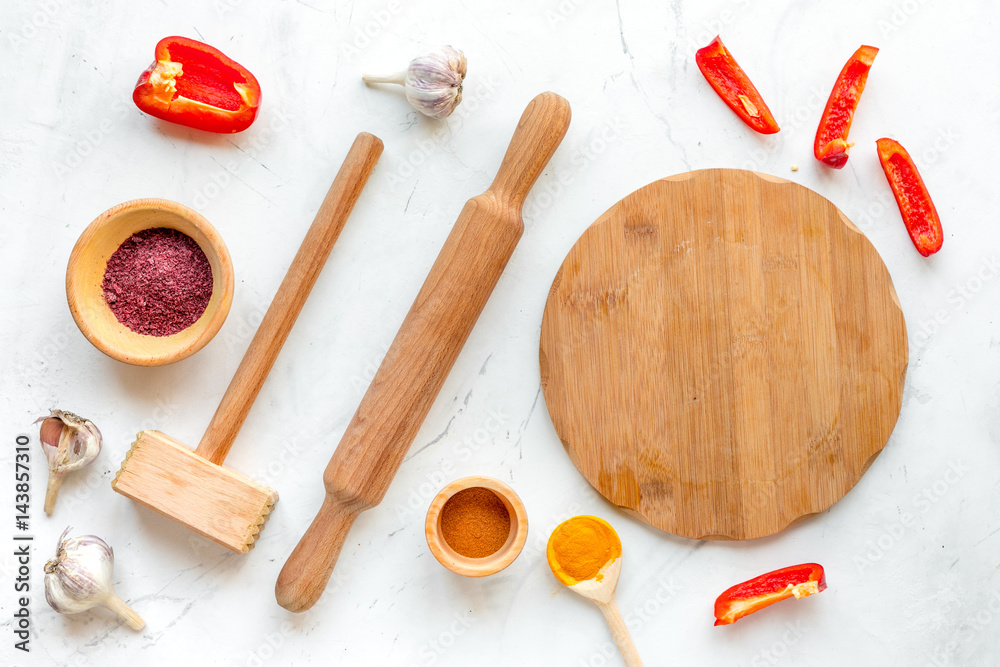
[275,496,360,613]
[487,92,571,209]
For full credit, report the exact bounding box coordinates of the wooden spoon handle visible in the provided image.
[195,133,383,465]
[598,600,645,667]
[275,93,571,613]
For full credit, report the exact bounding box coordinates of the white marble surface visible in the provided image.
[2,0,998,664]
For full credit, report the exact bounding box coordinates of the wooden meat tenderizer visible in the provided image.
[111,133,384,554]
[276,92,572,611]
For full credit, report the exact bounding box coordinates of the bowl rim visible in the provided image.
[425,475,529,578]
[65,198,234,366]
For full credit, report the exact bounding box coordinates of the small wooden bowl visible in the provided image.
[425,476,528,577]
[66,198,234,366]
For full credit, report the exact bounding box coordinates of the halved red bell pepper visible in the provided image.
[814,45,878,168]
[133,36,261,134]
[877,138,943,256]
[714,563,826,626]
[696,36,780,135]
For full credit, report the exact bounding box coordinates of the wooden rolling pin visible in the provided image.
[276,92,571,611]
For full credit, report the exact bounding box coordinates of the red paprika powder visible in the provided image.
[440,487,511,559]
[102,227,213,336]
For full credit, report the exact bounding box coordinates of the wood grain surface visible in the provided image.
[112,430,277,553]
[539,169,908,541]
[276,92,572,612]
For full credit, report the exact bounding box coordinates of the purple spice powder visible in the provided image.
[102,227,214,336]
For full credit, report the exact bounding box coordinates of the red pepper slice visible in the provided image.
[133,36,261,134]
[814,45,878,168]
[877,138,943,256]
[714,563,826,626]
[696,36,780,135]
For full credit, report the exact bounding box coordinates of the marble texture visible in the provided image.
[1,0,998,665]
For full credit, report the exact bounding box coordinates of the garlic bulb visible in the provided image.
[35,409,102,515]
[44,528,144,630]
[363,46,467,119]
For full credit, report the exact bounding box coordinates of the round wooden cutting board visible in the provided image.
[539,169,908,541]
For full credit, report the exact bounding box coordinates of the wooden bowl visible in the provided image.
[425,476,528,577]
[66,198,234,366]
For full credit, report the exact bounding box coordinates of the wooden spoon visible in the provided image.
[547,517,644,667]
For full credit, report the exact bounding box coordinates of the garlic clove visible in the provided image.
[44,528,145,631]
[363,45,467,119]
[35,410,102,515]
[36,410,102,471]
[38,417,66,455]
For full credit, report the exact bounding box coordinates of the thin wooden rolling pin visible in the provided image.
[197,132,383,467]
[276,92,571,611]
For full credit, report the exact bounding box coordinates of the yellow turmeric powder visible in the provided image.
[546,515,622,586]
